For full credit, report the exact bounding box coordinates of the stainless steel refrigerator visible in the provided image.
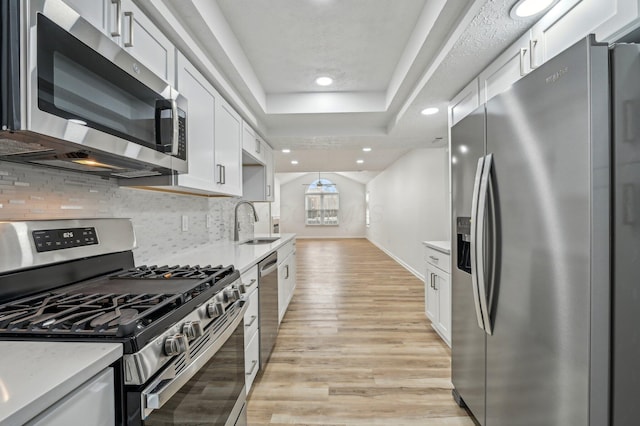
[450,34,639,425]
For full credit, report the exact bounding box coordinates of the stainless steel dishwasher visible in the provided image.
[258,251,279,369]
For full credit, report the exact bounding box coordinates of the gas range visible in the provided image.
[0,219,249,424]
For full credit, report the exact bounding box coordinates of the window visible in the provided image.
[365,191,370,227]
[305,178,339,226]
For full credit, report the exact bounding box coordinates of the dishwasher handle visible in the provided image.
[259,253,278,276]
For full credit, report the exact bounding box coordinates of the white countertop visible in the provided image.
[0,341,122,426]
[151,233,296,273]
[422,240,451,254]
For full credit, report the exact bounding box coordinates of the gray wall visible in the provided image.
[280,172,366,238]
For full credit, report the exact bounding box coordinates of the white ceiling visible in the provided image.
[155,0,546,176]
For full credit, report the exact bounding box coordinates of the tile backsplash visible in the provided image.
[0,161,257,264]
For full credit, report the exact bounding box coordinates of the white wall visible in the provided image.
[280,172,365,238]
[366,148,449,278]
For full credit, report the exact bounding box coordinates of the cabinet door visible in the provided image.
[242,122,265,164]
[26,368,114,426]
[265,143,275,202]
[277,257,290,324]
[175,53,216,192]
[435,272,451,346]
[214,100,243,196]
[287,249,296,305]
[62,0,107,34]
[478,30,532,105]
[424,265,439,323]
[117,0,175,84]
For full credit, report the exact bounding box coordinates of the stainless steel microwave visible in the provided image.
[0,0,187,178]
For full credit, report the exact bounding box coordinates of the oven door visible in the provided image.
[23,0,187,173]
[131,300,248,426]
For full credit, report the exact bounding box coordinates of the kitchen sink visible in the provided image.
[240,237,280,245]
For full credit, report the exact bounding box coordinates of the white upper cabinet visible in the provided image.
[214,100,243,196]
[451,0,640,122]
[242,122,266,165]
[175,53,216,193]
[114,0,175,84]
[62,0,175,84]
[62,0,107,33]
[265,145,275,202]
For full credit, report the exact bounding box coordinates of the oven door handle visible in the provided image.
[142,300,249,418]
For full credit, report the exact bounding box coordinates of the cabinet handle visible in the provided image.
[216,164,226,184]
[244,278,257,290]
[110,0,121,37]
[429,255,439,263]
[433,274,438,291]
[285,265,289,279]
[124,11,134,47]
[267,184,271,197]
[519,47,528,76]
[529,39,538,69]
[245,315,257,328]
[216,164,223,184]
[255,138,260,154]
[245,360,258,376]
[430,273,434,289]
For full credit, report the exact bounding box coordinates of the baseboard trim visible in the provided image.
[366,238,424,281]
[296,235,366,239]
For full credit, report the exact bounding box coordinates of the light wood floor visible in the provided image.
[246,238,473,426]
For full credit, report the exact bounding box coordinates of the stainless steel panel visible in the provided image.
[611,43,640,426]
[450,107,487,425]
[18,0,187,174]
[259,251,279,369]
[484,36,609,425]
[0,218,135,273]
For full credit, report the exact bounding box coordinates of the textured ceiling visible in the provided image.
[216,0,428,93]
[157,0,558,176]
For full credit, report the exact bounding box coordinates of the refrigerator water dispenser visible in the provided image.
[456,217,471,273]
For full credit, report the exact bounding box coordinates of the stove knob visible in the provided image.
[164,334,189,357]
[236,284,247,295]
[182,321,203,341]
[206,301,225,319]
[224,287,240,302]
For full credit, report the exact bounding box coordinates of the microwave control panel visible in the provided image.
[32,227,98,252]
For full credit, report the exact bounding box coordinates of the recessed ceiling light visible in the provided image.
[282,149,291,153]
[315,76,333,86]
[510,0,557,19]
[362,147,372,152]
[356,159,364,164]
[291,160,298,165]
[421,107,439,116]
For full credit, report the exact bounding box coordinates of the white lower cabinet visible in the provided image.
[242,266,260,394]
[424,247,451,347]
[25,368,115,426]
[277,242,297,324]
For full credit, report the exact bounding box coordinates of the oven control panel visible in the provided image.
[32,227,99,252]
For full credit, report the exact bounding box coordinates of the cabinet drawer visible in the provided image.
[243,289,259,348]
[425,247,450,273]
[240,265,258,295]
[245,331,260,394]
[277,240,295,262]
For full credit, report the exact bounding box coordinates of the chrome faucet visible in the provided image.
[234,201,259,241]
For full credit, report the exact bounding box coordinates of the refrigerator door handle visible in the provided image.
[477,153,494,335]
[470,156,486,331]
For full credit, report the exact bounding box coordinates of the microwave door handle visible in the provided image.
[170,99,179,156]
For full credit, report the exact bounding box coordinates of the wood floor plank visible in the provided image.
[247,238,472,425]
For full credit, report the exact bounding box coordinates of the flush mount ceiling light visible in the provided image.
[291,160,299,165]
[315,76,333,86]
[356,159,364,164]
[421,107,439,116]
[362,147,372,152]
[510,0,557,19]
[282,149,291,153]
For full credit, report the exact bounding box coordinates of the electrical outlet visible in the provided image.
[181,215,189,232]
[206,214,212,229]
